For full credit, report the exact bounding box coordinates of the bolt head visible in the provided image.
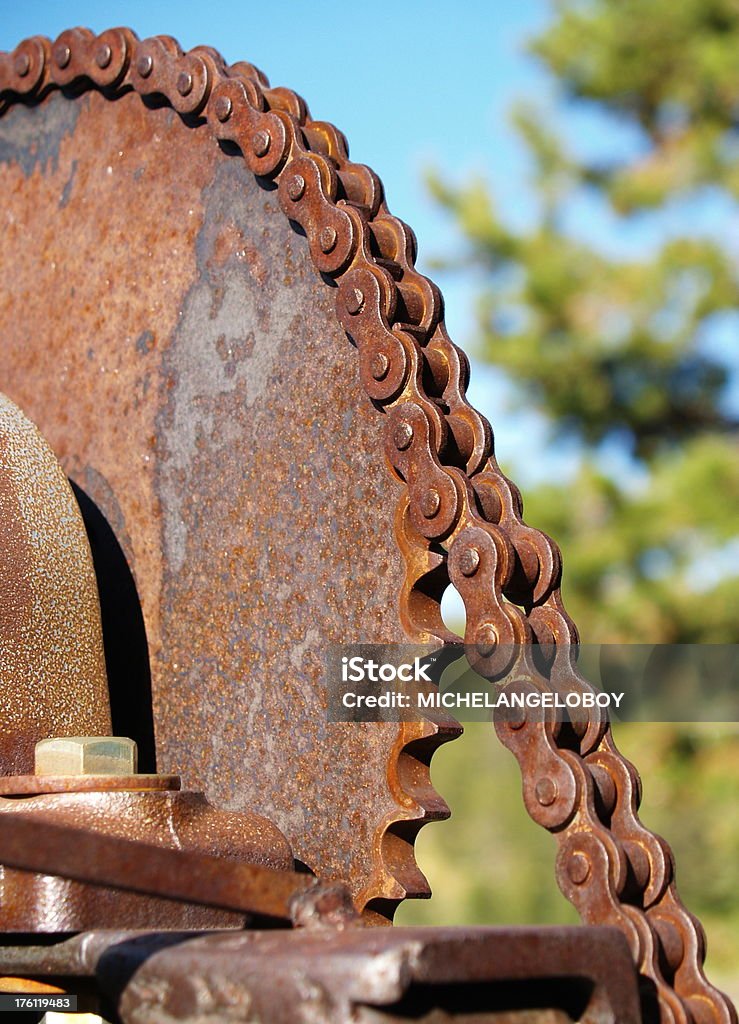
[136,54,153,78]
[95,44,112,69]
[287,174,306,201]
[475,624,497,657]
[371,352,390,381]
[214,94,233,122]
[459,547,480,577]
[393,420,414,451]
[35,737,138,777]
[14,52,30,77]
[54,44,71,69]
[568,852,591,885]
[177,71,193,96]
[535,777,558,806]
[420,488,441,519]
[252,130,271,156]
[345,287,365,315]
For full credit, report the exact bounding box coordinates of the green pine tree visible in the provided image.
[399,3,739,986]
[428,0,739,643]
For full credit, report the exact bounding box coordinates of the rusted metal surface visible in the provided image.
[288,880,363,931]
[0,926,642,1024]
[114,926,641,1023]
[0,789,296,929]
[0,392,111,776]
[0,773,180,795]
[0,36,455,920]
[0,27,733,1024]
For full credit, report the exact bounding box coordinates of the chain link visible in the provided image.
[0,28,735,1024]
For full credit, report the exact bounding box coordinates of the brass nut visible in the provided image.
[35,736,138,776]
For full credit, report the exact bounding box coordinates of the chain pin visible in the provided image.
[177,71,193,96]
[14,52,30,77]
[459,547,480,577]
[371,352,390,381]
[95,44,112,69]
[475,624,497,657]
[420,489,441,518]
[54,44,71,69]
[214,95,232,122]
[136,54,153,78]
[319,226,337,254]
[345,288,365,315]
[393,421,413,451]
[252,130,271,156]
[568,852,591,885]
[287,174,306,201]
[535,777,558,806]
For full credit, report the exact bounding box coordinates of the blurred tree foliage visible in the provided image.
[428,0,739,642]
[398,0,739,985]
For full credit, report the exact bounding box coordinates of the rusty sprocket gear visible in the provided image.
[0,28,734,1024]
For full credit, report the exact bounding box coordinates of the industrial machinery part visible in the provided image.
[0,798,347,927]
[0,391,298,931]
[34,737,138,777]
[0,781,298,931]
[0,392,111,775]
[0,27,734,1024]
[0,31,454,925]
[0,926,643,1024]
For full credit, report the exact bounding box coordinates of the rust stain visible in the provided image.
[211,220,267,286]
